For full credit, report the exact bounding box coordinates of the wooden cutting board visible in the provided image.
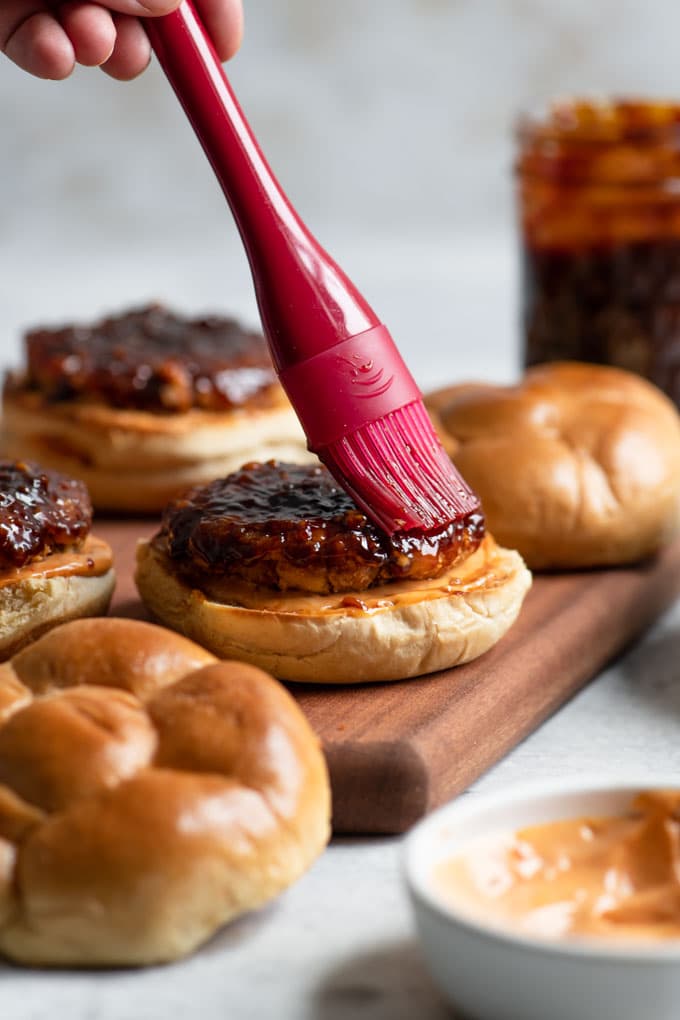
[99,519,680,835]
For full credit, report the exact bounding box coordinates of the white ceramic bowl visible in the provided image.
[404,777,680,1020]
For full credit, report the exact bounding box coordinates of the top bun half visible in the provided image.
[426,361,680,569]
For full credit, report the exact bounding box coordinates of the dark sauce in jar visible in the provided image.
[157,461,485,594]
[517,99,680,405]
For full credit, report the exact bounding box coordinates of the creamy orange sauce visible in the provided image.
[433,791,680,941]
[188,535,506,616]
[0,536,112,588]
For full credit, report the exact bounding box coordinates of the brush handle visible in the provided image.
[144,2,379,371]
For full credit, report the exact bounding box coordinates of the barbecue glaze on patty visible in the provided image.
[0,460,92,569]
[9,303,278,414]
[155,461,485,595]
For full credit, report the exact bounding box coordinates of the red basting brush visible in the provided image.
[145,2,480,535]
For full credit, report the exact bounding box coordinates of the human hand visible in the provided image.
[1,1,243,80]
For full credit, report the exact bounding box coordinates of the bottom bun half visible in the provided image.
[0,538,116,660]
[135,535,532,684]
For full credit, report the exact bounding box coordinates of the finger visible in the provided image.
[57,2,115,66]
[3,10,75,79]
[100,12,149,80]
[0,0,44,51]
[194,0,242,60]
[89,0,182,15]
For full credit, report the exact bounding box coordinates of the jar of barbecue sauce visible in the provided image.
[517,98,680,405]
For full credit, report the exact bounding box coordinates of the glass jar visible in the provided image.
[517,98,680,406]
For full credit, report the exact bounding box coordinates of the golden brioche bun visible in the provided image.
[0,536,115,660]
[0,617,330,966]
[426,362,680,569]
[134,534,532,684]
[1,388,315,513]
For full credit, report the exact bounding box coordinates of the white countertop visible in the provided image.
[2,234,680,1019]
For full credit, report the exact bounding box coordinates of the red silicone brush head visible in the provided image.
[318,399,481,535]
[280,324,482,536]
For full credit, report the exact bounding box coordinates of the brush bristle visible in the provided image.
[317,399,481,535]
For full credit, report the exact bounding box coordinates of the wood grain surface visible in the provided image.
[99,519,680,835]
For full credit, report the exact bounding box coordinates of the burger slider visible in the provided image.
[0,460,114,658]
[135,461,531,683]
[2,303,314,513]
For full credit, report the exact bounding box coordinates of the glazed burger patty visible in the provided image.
[0,461,92,569]
[156,461,485,595]
[10,303,279,413]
